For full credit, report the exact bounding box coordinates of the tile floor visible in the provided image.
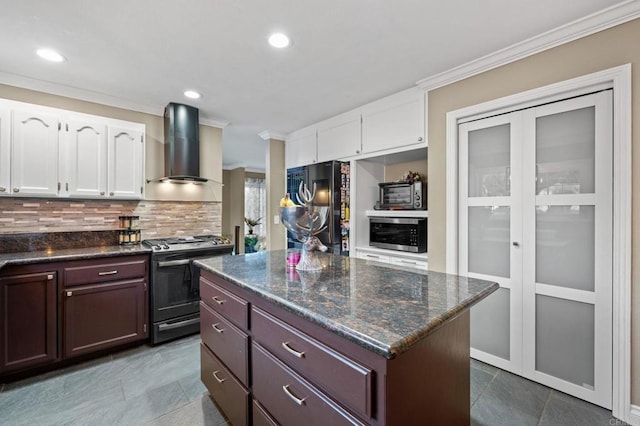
[0,334,625,425]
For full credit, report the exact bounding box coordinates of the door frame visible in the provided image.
[444,64,632,421]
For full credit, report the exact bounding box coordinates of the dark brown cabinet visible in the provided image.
[199,267,472,426]
[62,256,148,358]
[0,270,58,373]
[0,253,149,378]
[64,278,146,358]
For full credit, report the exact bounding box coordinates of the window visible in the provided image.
[245,177,266,237]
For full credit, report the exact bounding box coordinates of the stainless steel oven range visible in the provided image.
[142,235,233,344]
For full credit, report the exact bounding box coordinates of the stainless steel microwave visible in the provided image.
[378,181,426,210]
[369,217,427,253]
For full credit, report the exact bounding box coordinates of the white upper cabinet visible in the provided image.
[362,88,426,154]
[286,126,317,168]
[0,107,10,195]
[316,112,361,162]
[0,98,145,200]
[108,126,144,199]
[286,87,427,165]
[63,118,108,198]
[11,109,60,197]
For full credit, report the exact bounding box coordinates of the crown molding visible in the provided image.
[258,130,286,141]
[0,70,230,127]
[200,117,230,128]
[416,0,640,91]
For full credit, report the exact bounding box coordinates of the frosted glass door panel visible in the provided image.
[471,288,510,360]
[468,124,511,197]
[536,206,594,291]
[536,295,594,387]
[468,206,510,278]
[536,107,595,195]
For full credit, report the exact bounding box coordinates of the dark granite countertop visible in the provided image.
[0,245,151,271]
[195,251,499,359]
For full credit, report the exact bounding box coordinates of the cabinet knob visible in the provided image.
[66,291,73,297]
[13,188,19,193]
[100,191,105,196]
[109,192,114,196]
[356,149,360,154]
[512,242,520,247]
[0,187,5,192]
[418,136,423,142]
[47,274,54,280]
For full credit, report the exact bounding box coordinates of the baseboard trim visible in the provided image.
[627,404,640,426]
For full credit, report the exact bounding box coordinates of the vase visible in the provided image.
[244,234,258,253]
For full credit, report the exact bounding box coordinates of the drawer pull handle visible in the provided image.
[282,385,305,406]
[98,270,118,276]
[211,323,224,333]
[282,342,305,358]
[212,371,226,383]
[212,296,225,305]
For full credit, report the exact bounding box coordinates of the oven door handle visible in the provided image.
[158,317,200,331]
[157,259,191,268]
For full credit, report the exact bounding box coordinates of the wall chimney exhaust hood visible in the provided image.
[147,102,207,183]
[163,102,206,182]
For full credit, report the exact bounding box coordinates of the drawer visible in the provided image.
[252,307,372,417]
[200,301,249,386]
[200,343,249,426]
[389,256,429,270]
[64,258,147,287]
[253,400,278,426]
[253,343,365,426]
[200,276,248,330]
[356,251,390,263]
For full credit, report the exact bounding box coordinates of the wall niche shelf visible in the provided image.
[365,210,428,218]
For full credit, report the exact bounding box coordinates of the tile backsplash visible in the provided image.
[0,198,222,239]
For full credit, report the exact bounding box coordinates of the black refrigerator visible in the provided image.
[286,161,350,255]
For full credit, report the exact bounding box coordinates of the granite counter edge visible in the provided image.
[0,246,152,271]
[196,260,499,359]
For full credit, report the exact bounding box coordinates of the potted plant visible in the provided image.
[244,217,261,253]
[244,217,262,235]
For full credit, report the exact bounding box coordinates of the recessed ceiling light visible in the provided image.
[184,90,201,99]
[36,48,66,63]
[268,33,290,48]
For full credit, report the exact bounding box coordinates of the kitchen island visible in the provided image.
[195,251,498,425]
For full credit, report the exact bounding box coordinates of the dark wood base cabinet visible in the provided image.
[199,269,471,426]
[0,271,57,373]
[0,254,149,378]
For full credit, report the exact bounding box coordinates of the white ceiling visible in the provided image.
[0,0,628,172]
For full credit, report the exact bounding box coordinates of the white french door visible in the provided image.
[459,90,613,409]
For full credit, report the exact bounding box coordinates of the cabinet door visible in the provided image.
[64,119,108,198]
[64,278,147,358]
[286,127,317,168]
[11,110,59,196]
[107,126,144,199]
[317,114,361,162]
[362,91,425,154]
[0,107,10,195]
[0,271,57,373]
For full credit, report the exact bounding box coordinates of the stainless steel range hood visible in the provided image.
[162,102,207,182]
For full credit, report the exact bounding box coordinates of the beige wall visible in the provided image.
[384,159,428,183]
[266,138,286,251]
[221,169,266,243]
[427,18,640,404]
[0,84,223,202]
[224,167,246,253]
